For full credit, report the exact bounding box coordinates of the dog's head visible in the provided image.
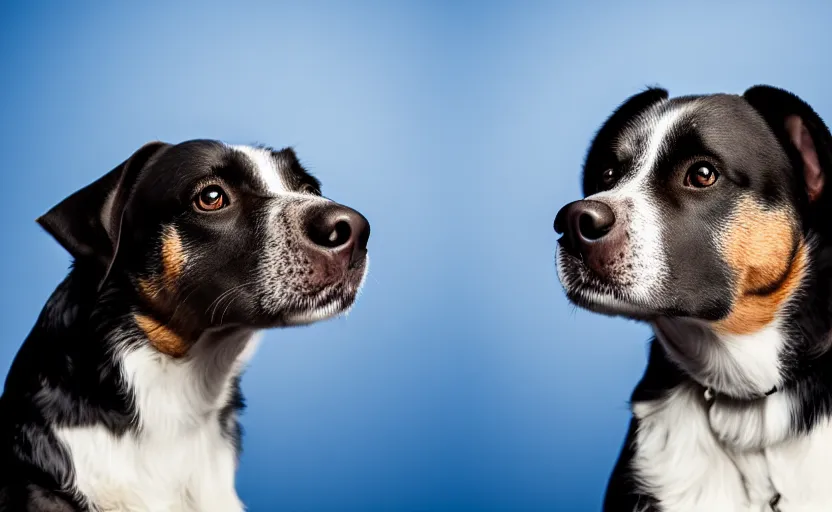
[555,86,832,337]
[38,140,369,356]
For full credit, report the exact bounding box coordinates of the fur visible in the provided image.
[0,141,370,511]
[555,85,832,511]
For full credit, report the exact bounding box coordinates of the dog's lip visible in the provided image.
[349,248,368,269]
[279,262,367,326]
[558,251,662,320]
[555,236,580,259]
[281,287,358,326]
[557,248,613,288]
[565,286,659,320]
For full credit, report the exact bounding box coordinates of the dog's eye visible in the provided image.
[195,185,228,211]
[300,183,319,195]
[600,169,618,189]
[684,163,719,188]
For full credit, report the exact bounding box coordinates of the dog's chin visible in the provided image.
[564,286,660,321]
[279,261,368,327]
[558,252,662,321]
[281,296,353,326]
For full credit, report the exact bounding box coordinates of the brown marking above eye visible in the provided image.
[195,185,227,211]
[134,313,190,358]
[684,162,718,188]
[713,199,805,335]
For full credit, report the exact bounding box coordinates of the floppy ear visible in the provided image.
[583,87,669,196]
[743,85,832,205]
[37,141,169,289]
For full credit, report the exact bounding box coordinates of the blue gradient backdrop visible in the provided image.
[2,1,832,510]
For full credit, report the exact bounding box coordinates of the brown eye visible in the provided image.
[685,163,718,188]
[195,185,228,211]
[601,168,618,189]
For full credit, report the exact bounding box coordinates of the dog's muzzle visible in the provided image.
[554,199,622,276]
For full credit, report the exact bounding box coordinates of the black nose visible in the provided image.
[554,200,616,253]
[306,204,370,267]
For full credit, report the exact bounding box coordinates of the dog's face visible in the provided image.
[38,140,369,355]
[555,86,832,336]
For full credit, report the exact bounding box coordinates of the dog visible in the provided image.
[0,140,370,511]
[555,86,832,511]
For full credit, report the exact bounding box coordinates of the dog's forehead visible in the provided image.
[598,99,695,191]
[613,98,692,159]
[613,94,772,160]
[143,140,305,196]
[599,94,787,196]
[228,144,294,194]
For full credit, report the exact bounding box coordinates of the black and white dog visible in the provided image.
[0,141,370,511]
[555,86,832,511]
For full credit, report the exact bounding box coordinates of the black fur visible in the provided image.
[0,140,369,511]
[556,86,832,510]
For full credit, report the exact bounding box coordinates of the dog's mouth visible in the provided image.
[280,257,369,326]
[556,248,663,320]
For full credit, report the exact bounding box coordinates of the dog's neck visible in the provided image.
[116,325,259,436]
[651,316,786,400]
[97,276,261,435]
[649,239,832,401]
[17,267,259,435]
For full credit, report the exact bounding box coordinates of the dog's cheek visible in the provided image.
[713,198,806,335]
[160,225,187,290]
[249,232,296,313]
[137,225,188,304]
[262,218,314,291]
[131,226,194,357]
[133,312,190,358]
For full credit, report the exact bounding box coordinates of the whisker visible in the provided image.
[210,281,256,324]
[220,285,252,325]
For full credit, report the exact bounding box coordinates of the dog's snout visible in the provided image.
[555,201,616,242]
[555,200,616,245]
[306,205,370,267]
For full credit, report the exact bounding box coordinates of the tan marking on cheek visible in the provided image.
[137,277,162,301]
[134,313,190,358]
[134,227,187,310]
[714,199,805,335]
[160,226,186,291]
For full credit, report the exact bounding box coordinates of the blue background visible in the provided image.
[2,1,831,510]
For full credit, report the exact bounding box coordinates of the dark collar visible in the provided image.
[703,385,779,403]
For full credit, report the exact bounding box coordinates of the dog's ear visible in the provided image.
[583,87,669,196]
[743,85,832,206]
[37,141,169,289]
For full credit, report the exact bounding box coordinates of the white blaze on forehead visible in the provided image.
[636,105,690,180]
[580,101,694,303]
[615,101,694,192]
[228,145,288,195]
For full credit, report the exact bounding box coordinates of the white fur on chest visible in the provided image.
[632,386,832,512]
[57,333,259,512]
[763,420,832,511]
[56,421,240,512]
[632,386,751,511]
